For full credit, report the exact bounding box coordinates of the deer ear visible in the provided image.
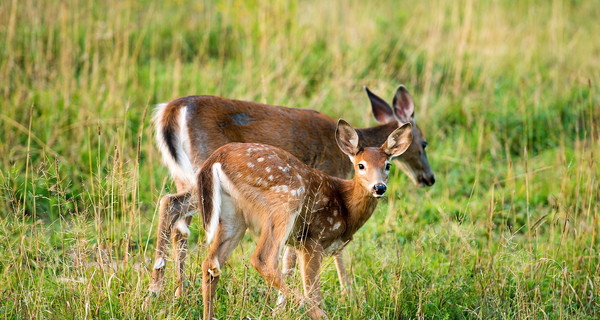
[365,86,396,124]
[381,122,413,157]
[392,85,415,123]
[335,119,360,157]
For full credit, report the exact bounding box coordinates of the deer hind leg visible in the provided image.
[173,213,194,297]
[148,190,194,296]
[298,245,328,320]
[202,215,247,320]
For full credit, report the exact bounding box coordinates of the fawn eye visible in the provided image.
[422,141,428,149]
[358,163,365,170]
[385,163,391,171]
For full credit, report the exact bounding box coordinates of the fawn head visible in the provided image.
[336,119,413,198]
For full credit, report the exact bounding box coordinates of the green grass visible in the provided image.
[1,0,599,319]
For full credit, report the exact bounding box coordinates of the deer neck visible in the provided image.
[337,178,379,236]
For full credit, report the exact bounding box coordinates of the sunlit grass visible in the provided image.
[0,0,598,319]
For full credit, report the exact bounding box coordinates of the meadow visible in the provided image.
[0,0,598,319]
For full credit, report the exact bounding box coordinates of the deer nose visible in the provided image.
[373,184,387,195]
[418,174,435,187]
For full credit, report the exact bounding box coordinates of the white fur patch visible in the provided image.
[257,157,264,162]
[276,292,286,306]
[153,104,195,186]
[332,222,341,230]
[208,258,221,277]
[324,240,346,255]
[206,163,223,243]
[175,219,190,238]
[153,257,165,270]
[206,163,239,243]
[271,185,289,193]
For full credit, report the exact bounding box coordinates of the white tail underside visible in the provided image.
[153,103,196,186]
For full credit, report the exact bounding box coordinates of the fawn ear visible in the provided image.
[381,122,413,157]
[336,119,360,157]
[392,85,415,123]
[365,86,396,124]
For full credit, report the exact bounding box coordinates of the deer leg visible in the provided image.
[202,220,247,320]
[148,190,194,296]
[333,250,351,296]
[251,220,304,309]
[173,214,193,297]
[282,246,298,278]
[297,246,328,320]
[276,246,298,306]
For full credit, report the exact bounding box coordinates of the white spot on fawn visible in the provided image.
[257,157,264,162]
[266,167,271,173]
[333,210,338,216]
[332,222,341,230]
[268,175,274,181]
[271,185,289,193]
[327,217,333,224]
[247,162,255,168]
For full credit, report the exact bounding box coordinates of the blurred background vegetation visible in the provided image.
[0,0,598,319]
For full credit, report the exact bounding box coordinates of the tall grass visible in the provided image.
[0,0,598,319]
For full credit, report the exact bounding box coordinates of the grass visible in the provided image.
[1,0,599,319]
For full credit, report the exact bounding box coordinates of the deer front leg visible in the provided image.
[333,250,351,296]
[297,246,328,320]
[251,221,305,312]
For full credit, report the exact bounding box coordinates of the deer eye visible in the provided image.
[385,163,391,171]
[358,163,365,170]
[422,141,428,150]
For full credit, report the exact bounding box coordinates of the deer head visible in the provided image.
[366,85,435,186]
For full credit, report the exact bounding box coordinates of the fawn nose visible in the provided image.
[373,184,387,196]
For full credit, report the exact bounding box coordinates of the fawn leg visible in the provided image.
[276,246,298,306]
[202,220,246,320]
[297,246,328,320]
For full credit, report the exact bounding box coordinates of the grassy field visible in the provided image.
[1,0,599,319]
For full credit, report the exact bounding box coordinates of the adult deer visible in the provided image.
[195,120,413,319]
[148,86,434,298]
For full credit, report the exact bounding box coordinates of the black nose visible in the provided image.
[373,184,387,195]
[419,174,435,186]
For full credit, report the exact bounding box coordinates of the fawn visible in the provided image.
[192,119,412,319]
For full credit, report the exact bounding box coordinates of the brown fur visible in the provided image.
[197,121,412,319]
[147,86,434,300]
